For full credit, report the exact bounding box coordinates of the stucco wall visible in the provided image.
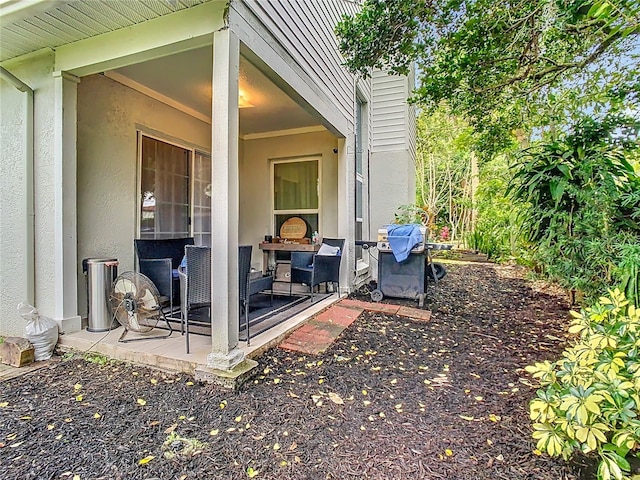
[0,52,55,337]
[240,131,339,270]
[76,74,211,318]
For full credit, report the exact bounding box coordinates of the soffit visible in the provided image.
[0,0,210,62]
[110,47,322,136]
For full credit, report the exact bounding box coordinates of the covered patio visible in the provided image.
[1,0,424,381]
[69,5,354,376]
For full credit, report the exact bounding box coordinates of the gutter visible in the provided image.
[0,66,35,305]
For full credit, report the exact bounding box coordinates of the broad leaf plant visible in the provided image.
[527,289,640,479]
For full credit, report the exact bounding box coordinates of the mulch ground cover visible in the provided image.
[1,262,591,479]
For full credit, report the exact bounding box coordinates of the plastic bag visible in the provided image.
[17,301,59,361]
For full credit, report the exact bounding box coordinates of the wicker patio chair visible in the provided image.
[134,237,194,306]
[138,258,180,326]
[182,245,211,354]
[239,245,274,346]
[290,238,344,302]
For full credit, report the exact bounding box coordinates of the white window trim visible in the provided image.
[136,131,212,240]
[270,156,322,236]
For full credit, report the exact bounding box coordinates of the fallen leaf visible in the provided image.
[210,429,219,436]
[73,384,82,391]
[164,423,177,434]
[459,415,475,421]
[150,379,158,385]
[0,402,9,408]
[93,413,101,419]
[136,398,147,406]
[273,443,281,451]
[138,455,154,465]
[328,392,344,405]
[247,466,259,478]
[445,449,453,457]
[10,441,24,448]
[75,395,84,402]
[186,381,194,386]
[47,424,55,430]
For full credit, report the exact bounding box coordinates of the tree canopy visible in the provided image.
[336,0,640,151]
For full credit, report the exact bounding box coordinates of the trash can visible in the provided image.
[82,258,119,332]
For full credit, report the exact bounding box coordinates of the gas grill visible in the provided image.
[364,225,451,307]
[376,226,427,253]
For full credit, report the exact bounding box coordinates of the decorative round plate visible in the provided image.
[279,217,307,239]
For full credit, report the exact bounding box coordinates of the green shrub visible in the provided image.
[526,289,640,479]
[393,204,429,225]
[509,116,640,305]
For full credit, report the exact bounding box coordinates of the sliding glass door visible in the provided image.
[138,134,211,245]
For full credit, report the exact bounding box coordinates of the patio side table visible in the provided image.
[258,242,320,276]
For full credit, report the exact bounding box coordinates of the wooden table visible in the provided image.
[258,242,320,274]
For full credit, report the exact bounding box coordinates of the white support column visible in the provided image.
[52,71,81,333]
[207,28,244,371]
[337,134,355,293]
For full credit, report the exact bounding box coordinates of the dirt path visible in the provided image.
[0,263,583,479]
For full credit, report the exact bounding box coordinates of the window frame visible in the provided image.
[136,131,211,243]
[270,156,322,238]
[355,96,367,262]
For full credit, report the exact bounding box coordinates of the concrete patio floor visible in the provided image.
[56,293,341,377]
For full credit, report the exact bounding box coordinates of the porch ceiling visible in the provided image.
[109,47,323,136]
[0,0,210,62]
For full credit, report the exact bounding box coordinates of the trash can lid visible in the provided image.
[84,258,118,263]
[82,258,118,274]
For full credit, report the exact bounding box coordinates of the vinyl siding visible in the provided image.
[241,0,358,129]
[371,70,413,152]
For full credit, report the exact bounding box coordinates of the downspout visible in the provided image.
[0,66,35,305]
